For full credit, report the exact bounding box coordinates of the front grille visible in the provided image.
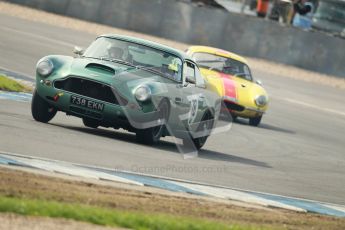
[54,77,127,105]
[224,100,245,112]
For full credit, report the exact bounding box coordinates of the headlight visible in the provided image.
[255,95,267,107]
[36,59,54,77]
[134,85,151,102]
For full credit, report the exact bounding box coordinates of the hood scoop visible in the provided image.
[85,63,115,75]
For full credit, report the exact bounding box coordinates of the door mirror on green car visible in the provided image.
[185,76,196,85]
[73,46,84,56]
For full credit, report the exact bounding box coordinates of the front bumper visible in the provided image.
[36,79,161,130]
[232,107,265,118]
[223,99,266,118]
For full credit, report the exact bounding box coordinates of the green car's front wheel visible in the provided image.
[31,90,57,123]
[136,99,169,145]
[82,118,99,129]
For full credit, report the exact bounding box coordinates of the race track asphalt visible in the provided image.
[1,13,345,205]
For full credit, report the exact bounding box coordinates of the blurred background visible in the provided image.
[2,0,344,78]
[219,0,344,37]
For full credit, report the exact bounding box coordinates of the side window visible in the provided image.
[183,61,196,84]
[195,66,206,88]
[243,65,253,81]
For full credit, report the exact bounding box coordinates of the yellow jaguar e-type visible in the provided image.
[186,46,268,126]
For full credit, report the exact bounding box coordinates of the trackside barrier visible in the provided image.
[3,0,345,78]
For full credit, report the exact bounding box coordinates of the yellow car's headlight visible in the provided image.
[255,95,267,107]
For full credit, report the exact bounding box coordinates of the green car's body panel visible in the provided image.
[34,35,219,140]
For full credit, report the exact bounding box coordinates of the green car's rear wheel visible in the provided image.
[82,118,99,129]
[31,90,57,123]
[136,99,169,145]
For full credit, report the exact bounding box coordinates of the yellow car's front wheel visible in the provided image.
[249,116,262,127]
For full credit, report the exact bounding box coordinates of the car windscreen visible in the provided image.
[83,37,183,82]
[192,52,253,82]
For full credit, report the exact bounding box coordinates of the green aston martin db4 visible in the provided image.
[31,35,222,150]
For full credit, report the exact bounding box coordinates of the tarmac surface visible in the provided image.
[0,13,345,205]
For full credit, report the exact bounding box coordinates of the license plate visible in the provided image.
[70,95,104,112]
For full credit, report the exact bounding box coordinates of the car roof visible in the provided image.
[99,34,192,61]
[187,46,248,64]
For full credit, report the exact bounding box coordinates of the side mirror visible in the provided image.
[255,79,263,86]
[185,76,196,85]
[73,46,84,56]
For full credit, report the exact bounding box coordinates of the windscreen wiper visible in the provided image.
[101,58,136,68]
[135,66,166,77]
[197,59,224,63]
[134,66,179,81]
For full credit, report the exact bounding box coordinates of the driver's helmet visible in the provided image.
[107,42,129,60]
[223,59,239,75]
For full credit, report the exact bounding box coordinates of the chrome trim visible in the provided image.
[245,107,265,114]
[222,95,238,103]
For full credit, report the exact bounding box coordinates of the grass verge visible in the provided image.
[0,196,255,230]
[0,167,344,230]
[0,75,32,92]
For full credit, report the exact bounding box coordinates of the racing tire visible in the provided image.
[136,99,170,145]
[183,111,214,151]
[231,114,238,121]
[31,90,57,123]
[82,118,99,129]
[249,116,262,126]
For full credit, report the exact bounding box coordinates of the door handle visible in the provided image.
[175,97,182,104]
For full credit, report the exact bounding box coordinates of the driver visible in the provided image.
[223,59,239,75]
[107,43,132,62]
[108,46,124,59]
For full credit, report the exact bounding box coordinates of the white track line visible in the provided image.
[170,181,306,212]
[277,97,345,117]
[3,154,143,186]
[322,204,345,213]
[0,26,75,47]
